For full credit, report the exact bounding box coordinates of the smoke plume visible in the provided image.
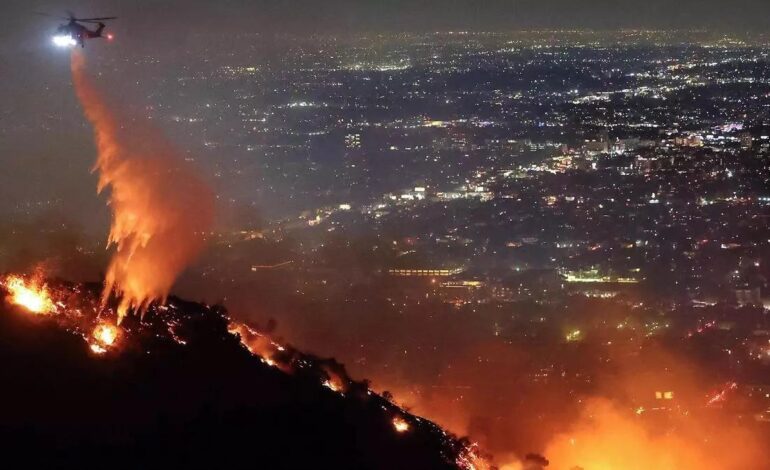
[70,51,213,322]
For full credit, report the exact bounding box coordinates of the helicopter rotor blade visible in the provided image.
[74,17,117,21]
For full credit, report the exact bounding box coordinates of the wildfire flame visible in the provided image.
[322,379,342,392]
[2,275,56,315]
[70,51,214,323]
[392,416,410,433]
[93,323,118,346]
[228,322,289,371]
[321,365,349,394]
[455,442,493,470]
[2,274,124,356]
[89,322,119,354]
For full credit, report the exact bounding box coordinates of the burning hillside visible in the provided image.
[0,273,490,469]
[0,50,500,470]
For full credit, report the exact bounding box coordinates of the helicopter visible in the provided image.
[37,11,117,48]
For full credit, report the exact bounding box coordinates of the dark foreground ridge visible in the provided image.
[0,279,479,470]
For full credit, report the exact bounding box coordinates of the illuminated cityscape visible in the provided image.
[115,30,770,466]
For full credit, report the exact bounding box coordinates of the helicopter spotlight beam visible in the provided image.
[52,34,77,47]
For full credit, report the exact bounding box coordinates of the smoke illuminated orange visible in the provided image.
[2,275,57,314]
[543,398,763,470]
[70,51,214,323]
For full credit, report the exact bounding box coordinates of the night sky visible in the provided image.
[1,0,770,45]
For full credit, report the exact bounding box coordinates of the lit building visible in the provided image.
[387,267,465,277]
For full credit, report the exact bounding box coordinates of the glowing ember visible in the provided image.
[2,275,56,315]
[392,416,410,433]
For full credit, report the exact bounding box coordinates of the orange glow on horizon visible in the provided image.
[544,398,762,470]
